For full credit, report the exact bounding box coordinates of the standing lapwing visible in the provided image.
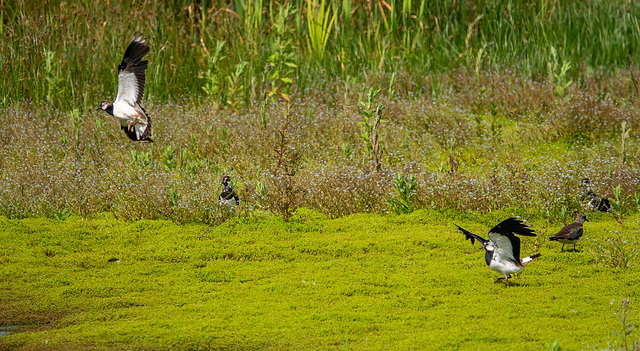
[549,213,588,252]
[219,176,239,207]
[580,178,611,212]
[455,217,541,287]
[99,34,153,142]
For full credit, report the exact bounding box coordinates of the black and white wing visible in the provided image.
[220,188,238,202]
[219,183,239,206]
[454,224,488,246]
[490,232,520,264]
[487,217,536,264]
[114,34,150,106]
[489,217,536,237]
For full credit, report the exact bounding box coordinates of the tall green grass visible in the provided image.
[2,0,640,108]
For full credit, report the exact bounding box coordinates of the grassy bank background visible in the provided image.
[0,210,638,349]
[3,0,640,108]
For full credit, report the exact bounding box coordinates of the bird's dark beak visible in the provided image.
[478,245,484,251]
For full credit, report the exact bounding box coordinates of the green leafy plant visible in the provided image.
[219,128,229,154]
[265,3,297,102]
[357,88,385,172]
[620,121,631,166]
[429,74,442,99]
[184,158,204,175]
[548,340,562,351]
[199,41,226,106]
[163,146,179,171]
[51,208,72,221]
[95,117,106,134]
[256,181,267,210]
[340,142,353,159]
[557,205,569,225]
[447,135,459,174]
[129,150,152,168]
[590,233,638,269]
[43,49,63,106]
[68,108,83,149]
[609,298,639,351]
[224,61,248,110]
[611,185,626,225]
[260,3,298,127]
[168,189,180,208]
[387,173,417,214]
[548,47,573,102]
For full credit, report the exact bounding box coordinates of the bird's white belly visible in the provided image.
[220,198,238,207]
[489,259,522,276]
[112,101,138,121]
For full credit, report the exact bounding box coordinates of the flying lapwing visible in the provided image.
[455,217,541,287]
[219,176,239,207]
[549,213,587,252]
[580,178,611,212]
[99,34,153,142]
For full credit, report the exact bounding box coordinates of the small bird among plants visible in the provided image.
[549,213,588,252]
[580,178,611,212]
[219,176,239,207]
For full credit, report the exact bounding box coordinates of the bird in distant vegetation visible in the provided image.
[98,34,153,142]
[219,176,239,207]
[580,178,611,212]
[455,217,541,287]
[549,213,587,252]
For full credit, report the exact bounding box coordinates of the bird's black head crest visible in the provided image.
[99,100,112,110]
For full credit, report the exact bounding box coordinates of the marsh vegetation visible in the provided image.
[2,0,640,221]
[2,0,640,349]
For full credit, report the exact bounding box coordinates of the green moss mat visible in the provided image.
[1,210,638,350]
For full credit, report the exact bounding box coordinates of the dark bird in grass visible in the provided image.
[549,213,587,252]
[98,34,153,142]
[455,217,541,287]
[219,176,239,207]
[581,178,611,212]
